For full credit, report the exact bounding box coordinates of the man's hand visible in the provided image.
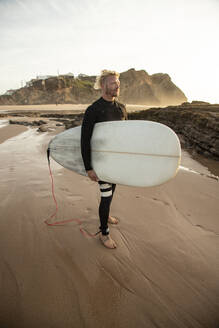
[87,169,99,182]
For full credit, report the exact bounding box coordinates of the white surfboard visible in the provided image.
[48,120,181,187]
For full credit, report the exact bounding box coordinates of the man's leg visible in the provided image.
[98,181,117,248]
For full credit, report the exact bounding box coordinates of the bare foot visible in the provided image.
[99,234,117,249]
[108,216,119,224]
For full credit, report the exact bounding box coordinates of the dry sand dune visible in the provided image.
[0,125,218,328]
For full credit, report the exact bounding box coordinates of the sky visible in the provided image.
[0,0,219,103]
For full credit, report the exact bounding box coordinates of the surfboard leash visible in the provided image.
[45,148,101,238]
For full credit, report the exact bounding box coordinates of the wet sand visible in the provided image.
[0,124,27,144]
[0,124,218,328]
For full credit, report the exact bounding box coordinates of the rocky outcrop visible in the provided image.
[129,101,219,159]
[9,118,65,132]
[119,69,186,106]
[0,76,100,106]
[9,119,48,126]
[150,73,186,106]
[8,114,83,131]
[0,69,187,106]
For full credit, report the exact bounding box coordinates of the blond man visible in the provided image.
[81,70,128,249]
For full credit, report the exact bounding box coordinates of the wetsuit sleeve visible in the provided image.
[81,106,96,171]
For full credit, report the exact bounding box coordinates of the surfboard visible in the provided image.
[48,120,181,187]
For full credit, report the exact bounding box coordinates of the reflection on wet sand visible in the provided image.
[0,115,219,328]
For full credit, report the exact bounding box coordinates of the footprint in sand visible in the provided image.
[85,207,92,213]
[136,195,170,206]
[59,187,83,201]
[60,187,70,192]
[151,197,170,206]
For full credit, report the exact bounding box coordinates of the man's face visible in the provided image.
[103,75,120,97]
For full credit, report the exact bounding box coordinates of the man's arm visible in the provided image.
[81,106,98,181]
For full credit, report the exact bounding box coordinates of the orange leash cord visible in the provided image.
[44,148,101,238]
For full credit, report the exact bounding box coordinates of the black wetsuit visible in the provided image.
[81,97,128,235]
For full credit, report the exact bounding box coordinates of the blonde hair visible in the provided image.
[94,70,120,90]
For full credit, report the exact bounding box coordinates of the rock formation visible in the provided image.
[129,101,219,160]
[119,69,186,106]
[0,69,187,106]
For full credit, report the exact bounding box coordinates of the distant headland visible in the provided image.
[0,68,187,106]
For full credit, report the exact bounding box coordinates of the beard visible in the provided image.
[106,86,120,97]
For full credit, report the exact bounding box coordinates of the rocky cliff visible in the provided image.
[129,101,219,160]
[0,69,187,106]
[119,69,186,106]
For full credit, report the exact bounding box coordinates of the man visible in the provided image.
[81,70,128,249]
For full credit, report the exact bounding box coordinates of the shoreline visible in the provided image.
[0,103,153,113]
[0,124,218,327]
[0,124,28,144]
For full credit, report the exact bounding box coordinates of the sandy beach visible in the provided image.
[0,121,219,328]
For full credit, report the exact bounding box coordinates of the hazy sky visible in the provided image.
[0,0,219,103]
